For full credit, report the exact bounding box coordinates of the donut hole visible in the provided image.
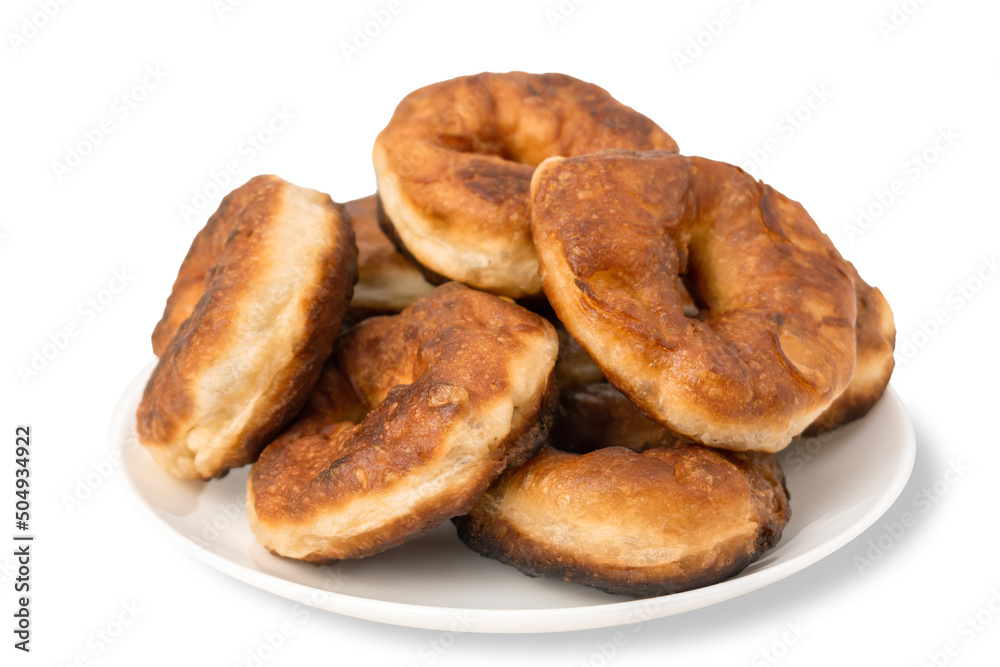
[677,273,705,319]
[437,132,527,166]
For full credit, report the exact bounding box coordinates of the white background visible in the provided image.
[2,0,999,665]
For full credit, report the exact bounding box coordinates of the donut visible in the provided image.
[803,262,895,435]
[454,442,790,597]
[550,381,688,455]
[373,72,678,298]
[247,283,559,562]
[137,175,357,479]
[343,195,432,320]
[531,150,857,452]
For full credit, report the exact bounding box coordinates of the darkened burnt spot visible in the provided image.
[456,160,532,204]
[574,278,597,299]
[820,315,852,329]
[758,187,789,239]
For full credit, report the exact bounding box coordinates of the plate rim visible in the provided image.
[110,359,915,634]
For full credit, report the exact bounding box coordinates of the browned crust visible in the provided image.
[803,263,896,435]
[248,283,559,562]
[531,151,857,452]
[137,175,357,479]
[375,193,452,287]
[373,72,678,298]
[453,444,790,598]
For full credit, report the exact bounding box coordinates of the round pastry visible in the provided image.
[454,442,790,597]
[803,262,895,435]
[247,283,559,562]
[531,150,857,452]
[373,71,678,298]
[137,175,357,479]
[550,381,688,455]
[343,194,433,320]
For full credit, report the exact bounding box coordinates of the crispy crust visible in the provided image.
[803,262,895,435]
[454,444,790,597]
[247,283,559,562]
[373,72,678,298]
[344,195,433,317]
[137,175,357,479]
[531,151,857,452]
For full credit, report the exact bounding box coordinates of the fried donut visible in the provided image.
[138,175,357,479]
[531,151,857,452]
[551,381,688,455]
[803,263,895,435]
[344,195,432,319]
[247,283,559,562]
[454,442,790,597]
[373,72,678,298]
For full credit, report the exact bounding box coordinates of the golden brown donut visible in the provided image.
[247,283,559,562]
[344,195,432,318]
[531,151,857,453]
[454,442,790,597]
[137,175,357,479]
[373,72,678,298]
[803,262,895,435]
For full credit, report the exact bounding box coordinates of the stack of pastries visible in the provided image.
[136,72,895,598]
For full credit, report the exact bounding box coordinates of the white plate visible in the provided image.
[110,360,915,633]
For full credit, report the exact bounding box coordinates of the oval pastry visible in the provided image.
[454,442,790,597]
[247,283,559,562]
[374,71,677,298]
[531,151,857,452]
[137,175,357,479]
[803,262,895,435]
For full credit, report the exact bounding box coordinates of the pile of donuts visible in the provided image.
[136,72,895,598]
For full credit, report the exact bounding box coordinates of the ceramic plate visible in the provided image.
[111,360,915,633]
